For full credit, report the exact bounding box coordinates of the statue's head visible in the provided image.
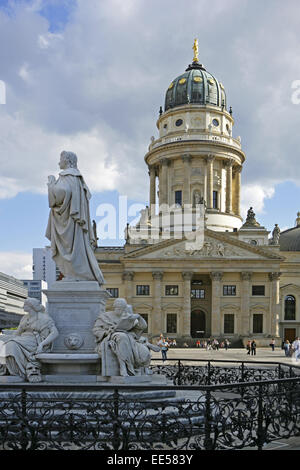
[24,297,45,314]
[59,151,78,170]
[113,298,127,315]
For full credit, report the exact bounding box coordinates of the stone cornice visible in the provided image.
[145,139,246,166]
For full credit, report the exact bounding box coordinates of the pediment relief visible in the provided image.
[139,238,271,260]
[123,229,284,261]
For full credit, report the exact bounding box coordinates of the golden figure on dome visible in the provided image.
[192,38,199,63]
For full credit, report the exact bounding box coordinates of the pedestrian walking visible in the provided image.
[292,337,300,362]
[283,339,290,357]
[161,340,169,362]
[196,339,200,348]
[224,339,230,351]
[270,338,275,351]
[246,340,251,355]
[251,339,257,356]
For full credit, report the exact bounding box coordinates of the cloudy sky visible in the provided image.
[0,0,300,278]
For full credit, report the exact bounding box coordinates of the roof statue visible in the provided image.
[192,38,199,63]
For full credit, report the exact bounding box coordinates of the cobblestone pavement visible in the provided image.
[151,347,300,450]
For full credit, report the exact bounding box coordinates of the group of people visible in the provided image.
[195,338,230,350]
[282,337,300,361]
[246,339,257,355]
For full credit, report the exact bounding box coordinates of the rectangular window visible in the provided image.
[224,314,235,334]
[252,285,265,296]
[253,314,263,334]
[175,190,182,206]
[140,314,148,333]
[191,288,205,299]
[136,285,150,296]
[213,190,218,209]
[106,288,119,298]
[166,314,177,334]
[223,285,236,296]
[165,285,178,296]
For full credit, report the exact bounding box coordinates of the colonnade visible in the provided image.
[148,154,241,216]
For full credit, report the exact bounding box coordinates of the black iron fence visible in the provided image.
[149,358,300,385]
[0,359,299,451]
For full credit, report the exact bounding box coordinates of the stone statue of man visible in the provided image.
[45,151,104,285]
[93,298,159,377]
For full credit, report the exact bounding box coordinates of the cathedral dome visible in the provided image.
[164,61,227,112]
[280,225,300,251]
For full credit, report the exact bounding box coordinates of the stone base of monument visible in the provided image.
[37,353,100,382]
[40,280,110,381]
[0,376,24,383]
[44,280,109,355]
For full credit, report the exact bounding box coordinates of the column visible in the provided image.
[225,159,233,214]
[181,271,193,337]
[206,154,215,209]
[152,271,164,336]
[234,166,241,217]
[269,272,281,337]
[159,158,169,207]
[240,272,252,336]
[148,165,156,208]
[210,271,223,336]
[122,271,134,305]
[182,154,192,206]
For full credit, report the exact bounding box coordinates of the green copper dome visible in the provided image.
[164,61,227,112]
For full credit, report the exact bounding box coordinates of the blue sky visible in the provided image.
[0,0,300,277]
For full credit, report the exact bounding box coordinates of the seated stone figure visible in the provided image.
[93,298,159,377]
[0,297,59,382]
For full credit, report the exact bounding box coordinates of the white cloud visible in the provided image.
[0,251,32,279]
[0,0,300,207]
[241,183,275,219]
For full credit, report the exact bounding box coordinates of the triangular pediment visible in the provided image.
[122,230,284,261]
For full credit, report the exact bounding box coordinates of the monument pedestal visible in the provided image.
[42,281,110,380]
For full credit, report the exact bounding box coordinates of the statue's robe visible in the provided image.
[93,311,151,376]
[0,313,56,379]
[46,168,104,285]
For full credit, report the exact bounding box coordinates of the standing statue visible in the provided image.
[271,224,280,245]
[46,151,104,285]
[93,298,159,377]
[0,298,58,382]
[92,219,99,249]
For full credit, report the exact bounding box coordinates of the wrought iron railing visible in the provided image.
[149,358,300,386]
[0,359,299,451]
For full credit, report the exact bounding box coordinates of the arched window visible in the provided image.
[284,295,296,321]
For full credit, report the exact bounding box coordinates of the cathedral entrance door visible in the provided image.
[284,328,296,343]
[191,310,206,338]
